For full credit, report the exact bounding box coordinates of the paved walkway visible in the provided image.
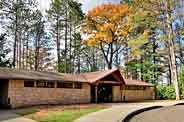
[74,100,184,122]
[0,110,37,122]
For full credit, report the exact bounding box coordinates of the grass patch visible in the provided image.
[15,108,39,116]
[29,106,105,122]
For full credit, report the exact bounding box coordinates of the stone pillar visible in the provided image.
[95,85,98,103]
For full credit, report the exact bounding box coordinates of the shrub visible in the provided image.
[157,85,176,100]
[180,65,184,99]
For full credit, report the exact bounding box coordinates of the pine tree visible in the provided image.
[1,0,38,69]
[0,34,12,67]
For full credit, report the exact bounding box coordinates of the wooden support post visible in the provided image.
[95,85,98,103]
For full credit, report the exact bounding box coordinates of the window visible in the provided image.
[125,86,146,90]
[74,82,82,89]
[57,82,63,88]
[57,82,83,89]
[24,81,35,87]
[36,81,47,88]
[57,82,73,88]
[47,82,55,88]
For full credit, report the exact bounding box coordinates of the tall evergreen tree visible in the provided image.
[1,0,38,68]
[0,34,12,67]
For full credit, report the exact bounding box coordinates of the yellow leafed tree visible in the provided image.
[82,3,132,69]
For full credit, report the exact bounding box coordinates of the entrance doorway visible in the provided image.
[91,84,113,103]
[97,84,112,103]
[91,85,96,103]
[0,80,9,108]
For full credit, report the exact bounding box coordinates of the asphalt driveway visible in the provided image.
[130,105,184,122]
[74,100,184,122]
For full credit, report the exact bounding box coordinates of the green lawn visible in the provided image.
[31,107,103,122]
[15,108,39,116]
[15,105,107,122]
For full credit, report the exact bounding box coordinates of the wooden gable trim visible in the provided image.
[94,70,125,85]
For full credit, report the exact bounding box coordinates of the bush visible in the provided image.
[180,65,184,99]
[157,64,184,100]
[157,85,176,100]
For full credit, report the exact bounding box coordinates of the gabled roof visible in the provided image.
[76,69,125,84]
[0,68,124,84]
[124,79,154,86]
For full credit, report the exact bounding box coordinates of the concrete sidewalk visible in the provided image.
[0,110,37,122]
[74,100,184,122]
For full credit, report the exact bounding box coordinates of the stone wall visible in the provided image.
[112,86,155,102]
[8,80,91,108]
[122,87,155,101]
[112,86,121,102]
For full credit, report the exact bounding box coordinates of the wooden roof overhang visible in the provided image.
[90,69,125,86]
[0,68,125,86]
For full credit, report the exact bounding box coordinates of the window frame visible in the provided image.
[57,81,73,88]
[24,80,35,87]
[47,81,55,88]
[74,82,82,89]
[36,81,47,88]
[121,86,146,90]
[57,81,83,89]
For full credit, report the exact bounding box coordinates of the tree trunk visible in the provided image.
[69,18,72,73]
[166,1,180,100]
[107,63,112,69]
[152,38,157,84]
[168,53,173,85]
[140,55,144,81]
[77,55,80,73]
[169,39,180,100]
[19,32,22,69]
[26,32,29,69]
[56,17,61,72]
[168,24,180,100]
[16,33,19,69]
[100,43,113,70]
[35,32,41,71]
[22,38,25,69]
[64,2,68,73]
[125,44,129,79]
[13,10,18,68]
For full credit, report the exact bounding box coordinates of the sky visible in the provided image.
[37,0,121,12]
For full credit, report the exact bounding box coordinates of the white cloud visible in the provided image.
[77,0,90,4]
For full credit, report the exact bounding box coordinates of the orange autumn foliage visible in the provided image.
[82,3,132,46]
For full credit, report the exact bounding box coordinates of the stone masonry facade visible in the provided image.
[112,86,155,102]
[8,80,91,108]
[122,87,155,101]
[112,86,122,102]
[7,80,155,108]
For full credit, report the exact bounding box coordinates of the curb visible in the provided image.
[174,102,184,106]
[122,106,163,122]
